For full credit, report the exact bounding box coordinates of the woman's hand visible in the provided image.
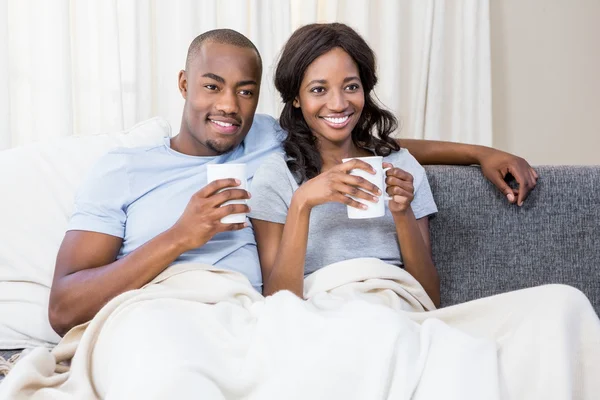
[293,159,382,210]
[478,148,538,206]
[383,162,414,215]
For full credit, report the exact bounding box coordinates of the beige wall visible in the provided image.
[491,0,600,165]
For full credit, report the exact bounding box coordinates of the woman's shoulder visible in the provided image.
[384,148,424,173]
[253,152,298,187]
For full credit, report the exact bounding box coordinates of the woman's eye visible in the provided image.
[310,87,326,94]
[346,84,360,91]
[239,90,253,96]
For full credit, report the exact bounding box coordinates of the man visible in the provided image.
[48,29,537,336]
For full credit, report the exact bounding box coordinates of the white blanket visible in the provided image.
[1,258,599,399]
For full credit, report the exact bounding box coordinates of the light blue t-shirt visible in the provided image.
[249,150,438,275]
[68,114,285,291]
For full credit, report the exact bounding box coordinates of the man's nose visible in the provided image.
[215,90,240,115]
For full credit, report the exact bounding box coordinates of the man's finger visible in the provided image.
[530,168,539,185]
[215,202,251,217]
[531,168,539,180]
[201,178,242,197]
[509,166,534,206]
[212,189,251,207]
[489,170,516,203]
[223,222,247,232]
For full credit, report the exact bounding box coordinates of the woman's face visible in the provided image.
[294,47,365,145]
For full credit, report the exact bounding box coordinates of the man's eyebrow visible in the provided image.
[202,73,225,83]
[237,80,258,87]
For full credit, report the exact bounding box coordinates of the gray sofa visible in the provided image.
[1,165,599,383]
[427,165,599,315]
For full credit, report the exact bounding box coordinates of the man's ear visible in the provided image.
[178,70,187,99]
[292,97,300,108]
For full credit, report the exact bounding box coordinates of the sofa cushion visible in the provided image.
[426,165,600,316]
[0,117,171,349]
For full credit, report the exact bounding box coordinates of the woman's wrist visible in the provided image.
[290,189,313,215]
[391,206,415,222]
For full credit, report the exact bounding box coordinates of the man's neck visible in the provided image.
[170,131,216,157]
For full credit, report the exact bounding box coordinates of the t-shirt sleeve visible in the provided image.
[248,154,295,224]
[389,149,438,220]
[67,152,130,237]
[411,170,437,220]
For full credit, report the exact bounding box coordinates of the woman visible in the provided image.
[249,24,600,398]
[249,23,439,304]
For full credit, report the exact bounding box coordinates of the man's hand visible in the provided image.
[478,149,538,206]
[172,178,251,251]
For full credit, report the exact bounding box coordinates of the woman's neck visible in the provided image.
[319,139,373,172]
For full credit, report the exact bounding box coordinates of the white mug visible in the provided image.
[206,163,248,224]
[341,156,391,219]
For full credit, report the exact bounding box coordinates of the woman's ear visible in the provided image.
[292,97,300,108]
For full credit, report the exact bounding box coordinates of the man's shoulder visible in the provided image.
[87,141,168,180]
[243,114,285,151]
[106,140,166,157]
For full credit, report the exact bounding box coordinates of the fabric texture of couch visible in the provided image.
[427,165,599,315]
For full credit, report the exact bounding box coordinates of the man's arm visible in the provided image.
[397,139,538,206]
[49,229,188,336]
[49,179,250,336]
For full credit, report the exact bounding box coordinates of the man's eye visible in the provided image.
[310,87,325,94]
[205,85,218,91]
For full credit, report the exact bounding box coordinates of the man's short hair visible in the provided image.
[185,29,262,73]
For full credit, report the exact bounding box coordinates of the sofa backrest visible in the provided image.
[426,165,600,315]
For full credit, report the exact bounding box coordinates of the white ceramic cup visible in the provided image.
[206,163,248,224]
[341,156,391,219]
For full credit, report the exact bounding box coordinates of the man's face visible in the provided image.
[179,41,261,156]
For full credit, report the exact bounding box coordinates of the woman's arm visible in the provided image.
[397,139,538,206]
[252,196,311,297]
[384,162,439,306]
[393,212,439,306]
[252,159,381,297]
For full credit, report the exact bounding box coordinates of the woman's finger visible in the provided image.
[386,167,413,183]
[334,193,368,210]
[385,176,414,192]
[339,173,381,196]
[386,186,414,200]
[339,159,376,175]
[332,182,378,203]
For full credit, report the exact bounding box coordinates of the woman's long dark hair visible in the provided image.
[274,23,400,182]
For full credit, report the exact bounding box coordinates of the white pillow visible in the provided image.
[0,117,171,349]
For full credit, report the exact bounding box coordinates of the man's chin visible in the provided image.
[205,140,237,155]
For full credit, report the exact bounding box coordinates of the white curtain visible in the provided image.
[0,0,492,150]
